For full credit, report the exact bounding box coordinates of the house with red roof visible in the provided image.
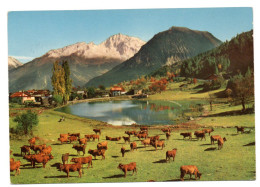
[110,86,125,97]
[10,91,35,104]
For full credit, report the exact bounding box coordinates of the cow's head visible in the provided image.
[117,163,123,170]
[197,172,202,179]
[223,137,227,142]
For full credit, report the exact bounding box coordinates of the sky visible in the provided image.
[8,7,253,63]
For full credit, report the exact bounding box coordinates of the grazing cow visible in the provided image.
[85,134,93,140]
[125,131,136,137]
[58,137,68,144]
[166,132,171,140]
[180,165,202,181]
[41,146,52,155]
[235,126,244,134]
[59,163,82,178]
[30,144,47,154]
[130,142,137,151]
[70,156,93,169]
[92,134,100,141]
[180,132,192,140]
[151,140,165,150]
[93,129,101,135]
[218,137,227,150]
[117,162,137,178]
[97,141,108,150]
[72,145,86,156]
[10,160,21,176]
[28,137,38,146]
[150,135,160,141]
[123,136,130,143]
[20,145,31,156]
[68,136,78,143]
[141,138,151,147]
[121,147,126,157]
[210,135,222,144]
[78,138,88,145]
[194,131,206,141]
[136,133,148,140]
[202,128,214,136]
[10,158,14,162]
[68,133,80,138]
[32,154,54,168]
[161,128,171,133]
[166,148,177,162]
[23,154,35,166]
[110,137,121,141]
[60,134,69,139]
[106,136,112,140]
[88,149,106,160]
[62,153,70,165]
[140,126,148,131]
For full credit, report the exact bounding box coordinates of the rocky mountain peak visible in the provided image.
[8,56,23,70]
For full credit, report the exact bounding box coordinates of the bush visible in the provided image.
[13,110,39,135]
[10,97,22,104]
[52,94,63,106]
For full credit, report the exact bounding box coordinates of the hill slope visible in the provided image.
[86,26,222,87]
[8,56,23,70]
[9,34,145,92]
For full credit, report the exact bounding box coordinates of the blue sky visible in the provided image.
[8,8,253,63]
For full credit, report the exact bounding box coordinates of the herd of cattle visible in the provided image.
[10,126,246,181]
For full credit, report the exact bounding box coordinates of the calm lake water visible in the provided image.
[56,100,204,125]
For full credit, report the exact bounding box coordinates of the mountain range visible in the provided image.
[86,26,222,87]
[8,57,23,70]
[9,34,145,92]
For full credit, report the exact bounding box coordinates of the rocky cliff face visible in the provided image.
[9,34,145,92]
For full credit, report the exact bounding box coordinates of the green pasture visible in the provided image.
[9,109,255,184]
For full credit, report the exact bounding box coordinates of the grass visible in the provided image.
[9,81,255,183]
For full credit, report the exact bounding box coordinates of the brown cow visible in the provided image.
[58,137,68,144]
[123,136,130,143]
[166,148,177,162]
[202,128,214,136]
[180,132,192,140]
[78,138,88,145]
[136,133,148,140]
[62,153,69,165]
[60,134,69,139]
[106,136,112,140]
[150,135,160,141]
[194,131,206,141]
[59,163,82,178]
[93,129,101,135]
[72,145,86,156]
[92,134,100,141]
[141,138,151,147]
[161,128,171,133]
[10,160,21,176]
[97,141,108,150]
[70,156,93,169]
[68,133,80,138]
[130,142,137,151]
[235,126,244,134]
[23,154,35,166]
[210,135,221,144]
[218,137,227,150]
[140,126,148,131]
[41,146,52,155]
[125,131,136,137]
[68,136,78,143]
[121,147,126,157]
[28,137,39,146]
[88,149,106,160]
[166,132,171,140]
[180,165,202,181]
[10,158,14,162]
[151,140,165,150]
[30,144,47,154]
[20,145,31,156]
[32,154,54,168]
[85,134,94,140]
[110,137,121,141]
[117,162,137,178]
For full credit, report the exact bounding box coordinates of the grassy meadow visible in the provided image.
[9,81,255,184]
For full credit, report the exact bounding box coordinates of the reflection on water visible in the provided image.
[56,100,204,125]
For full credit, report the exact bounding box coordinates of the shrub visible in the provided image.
[52,94,63,106]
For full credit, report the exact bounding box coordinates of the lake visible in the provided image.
[56,100,204,125]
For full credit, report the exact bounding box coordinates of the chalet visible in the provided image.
[10,91,35,104]
[31,90,51,105]
[110,86,125,97]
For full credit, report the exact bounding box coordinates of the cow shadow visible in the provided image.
[164,179,181,182]
[51,163,61,168]
[230,134,239,136]
[243,142,255,146]
[103,174,125,179]
[152,159,167,164]
[51,143,64,145]
[145,149,156,152]
[111,156,119,158]
[204,147,217,151]
[44,175,77,178]
[125,150,130,153]
[13,153,23,157]
[200,143,212,146]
